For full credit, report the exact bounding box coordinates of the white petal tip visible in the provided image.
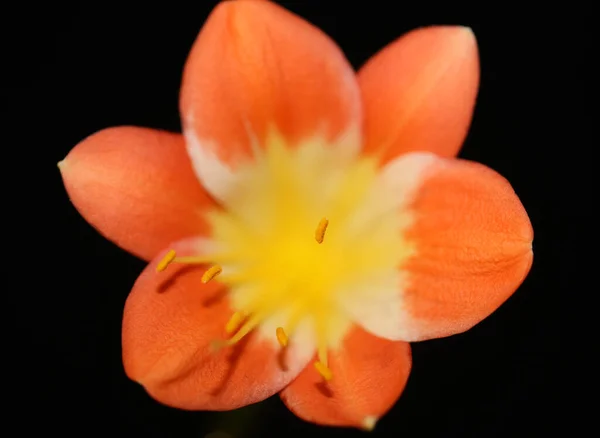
[362,415,378,431]
[458,26,477,43]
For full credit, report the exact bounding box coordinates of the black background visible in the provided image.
[10,1,584,437]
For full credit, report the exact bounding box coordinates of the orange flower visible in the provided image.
[59,0,533,430]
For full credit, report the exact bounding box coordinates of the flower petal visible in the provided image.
[280,326,411,430]
[59,127,216,261]
[122,238,314,410]
[379,152,533,341]
[358,26,479,162]
[180,0,361,201]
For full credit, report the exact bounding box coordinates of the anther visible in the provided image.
[314,361,333,381]
[201,264,222,283]
[314,217,329,244]
[225,311,245,334]
[156,249,176,272]
[276,327,288,347]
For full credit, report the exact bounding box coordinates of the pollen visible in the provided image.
[156,249,176,272]
[201,264,223,283]
[314,217,329,244]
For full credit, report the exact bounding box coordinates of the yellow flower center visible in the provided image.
[158,132,412,380]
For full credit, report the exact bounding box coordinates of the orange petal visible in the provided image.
[59,127,217,261]
[280,326,411,430]
[180,1,361,200]
[382,153,533,341]
[122,238,313,410]
[358,26,479,163]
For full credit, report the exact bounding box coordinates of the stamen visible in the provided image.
[225,313,263,346]
[318,344,328,366]
[314,361,333,381]
[210,313,262,353]
[314,343,332,380]
[225,311,246,334]
[314,217,329,244]
[156,249,176,272]
[201,264,223,283]
[276,327,288,347]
